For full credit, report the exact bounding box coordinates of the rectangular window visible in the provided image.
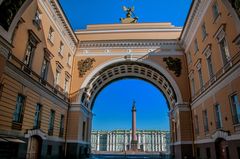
[207,55,214,78]
[0,83,3,98]
[201,23,207,40]
[33,10,41,29]
[212,2,220,20]
[59,115,64,137]
[198,68,204,89]
[40,56,49,80]
[64,78,69,93]
[58,41,64,55]
[219,38,230,66]
[13,94,25,123]
[194,39,199,53]
[48,27,54,43]
[82,121,86,140]
[215,104,222,129]
[194,115,199,135]
[55,70,60,85]
[231,94,240,124]
[67,53,71,65]
[33,103,42,129]
[203,110,209,132]
[24,41,35,67]
[187,52,192,64]
[191,78,195,97]
[48,110,55,136]
[206,147,211,159]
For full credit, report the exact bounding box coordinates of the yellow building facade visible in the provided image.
[0,0,239,159]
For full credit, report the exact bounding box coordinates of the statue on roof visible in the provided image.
[120,6,138,23]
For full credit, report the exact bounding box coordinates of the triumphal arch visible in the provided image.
[67,22,193,157]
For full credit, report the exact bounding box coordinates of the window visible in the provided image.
[33,103,42,129]
[212,2,220,20]
[67,53,71,66]
[58,41,64,56]
[33,10,41,29]
[207,55,214,78]
[40,56,49,80]
[203,110,209,132]
[82,121,86,140]
[48,110,55,135]
[215,104,222,129]
[55,61,63,86]
[64,78,69,93]
[59,115,64,137]
[194,115,199,135]
[0,83,3,98]
[13,94,25,123]
[48,27,54,43]
[231,94,240,124]
[219,37,230,66]
[198,68,204,89]
[206,147,211,159]
[201,23,207,40]
[55,70,60,85]
[24,31,40,67]
[194,39,199,53]
[190,77,195,97]
[187,52,192,64]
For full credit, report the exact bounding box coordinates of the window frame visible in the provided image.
[33,103,42,129]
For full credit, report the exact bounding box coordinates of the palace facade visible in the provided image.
[0,0,239,159]
[91,130,170,153]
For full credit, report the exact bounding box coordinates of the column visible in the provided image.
[97,132,100,151]
[107,133,109,151]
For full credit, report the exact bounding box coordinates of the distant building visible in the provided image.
[91,130,170,153]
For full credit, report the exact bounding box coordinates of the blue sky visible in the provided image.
[59,1,192,130]
[59,0,192,30]
[92,79,169,131]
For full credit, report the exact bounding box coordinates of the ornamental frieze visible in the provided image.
[163,57,182,77]
[78,58,95,77]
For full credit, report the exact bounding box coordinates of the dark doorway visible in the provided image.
[215,138,229,159]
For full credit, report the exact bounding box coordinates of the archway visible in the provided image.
[91,78,170,153]
[68,57,193,158]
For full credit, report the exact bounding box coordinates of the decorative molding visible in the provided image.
[163,57,182,77]
[78,58,95,77]
[211,130,230,141]
[75,28,182,34]
[25,129,47,140]
[203,44,212,58]
[79,40,180,49]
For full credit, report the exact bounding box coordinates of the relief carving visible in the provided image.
[163,57,182,77]
[78,58,95,77]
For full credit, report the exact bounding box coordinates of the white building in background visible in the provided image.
[91,130,170,153]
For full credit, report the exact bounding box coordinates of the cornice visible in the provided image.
[180,0,211,51]
[79,40,181,49]
[39,0,77,53]
[75,28,182,34]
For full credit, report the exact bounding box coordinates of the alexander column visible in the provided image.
[131,100,138,151]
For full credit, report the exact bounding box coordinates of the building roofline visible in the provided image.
[179,0,195,40]
[53,0,78,45]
